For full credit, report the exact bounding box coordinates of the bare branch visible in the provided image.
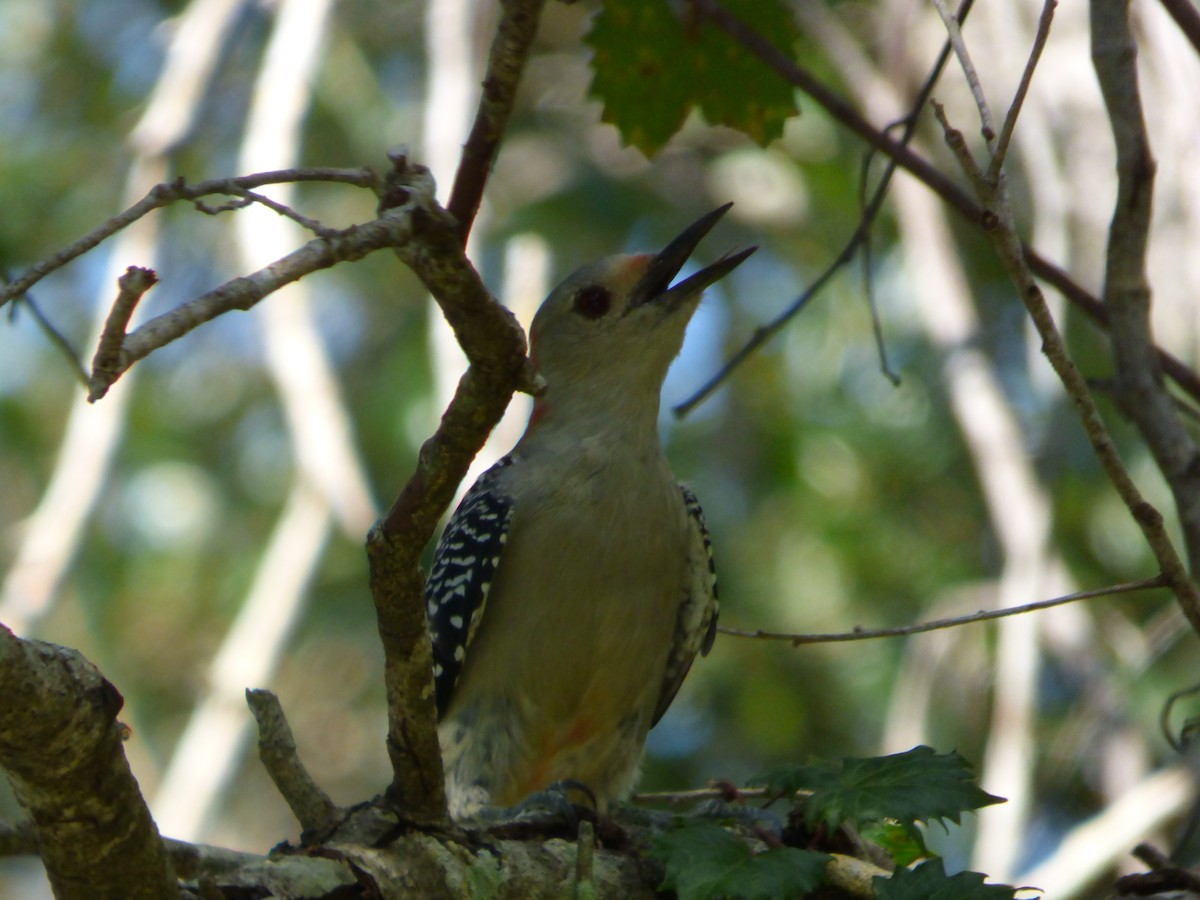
[988,0,1057,184]
[930,0,998,147]
[446,0,548,244]
[717,575,1167,645]
[86,205,409,402]
[930,95,1200,633]
[677,0,977,413]
[1157,0,1200,56]
[3,289,89,387]
[196,187,340,237]
[1160,680,1200,753]
[0,167,379,308]
[1092,0,1200,578]
[367,154,529,823]
[680,0,1200,412]
[89,266,158,395]
[247,689,341,837]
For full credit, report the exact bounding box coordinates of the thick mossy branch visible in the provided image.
[0,627,174,900]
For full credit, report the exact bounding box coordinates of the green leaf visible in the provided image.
[586,0,800,156]
[750,746,1004,834]
[875,859,1025,900]
[859,821,929,867]
[651,821,831,900]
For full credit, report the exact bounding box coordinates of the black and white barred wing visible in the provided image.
[426,456,515,718]
[652,483,719,726]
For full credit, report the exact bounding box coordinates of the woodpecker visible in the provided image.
[426,204,754,820]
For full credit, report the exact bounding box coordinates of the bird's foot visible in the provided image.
[472,779,598,839]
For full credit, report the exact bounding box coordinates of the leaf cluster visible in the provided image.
[652,747,1027,899]
[587,0,800,155]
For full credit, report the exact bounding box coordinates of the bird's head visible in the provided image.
[526,204,754,428]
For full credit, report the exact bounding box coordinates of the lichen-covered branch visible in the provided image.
[246,689,341,838]
[0,627,174,900]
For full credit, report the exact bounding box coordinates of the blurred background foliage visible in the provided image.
[1,0,1199,897]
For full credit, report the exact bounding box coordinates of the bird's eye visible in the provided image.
[573,285,612,320]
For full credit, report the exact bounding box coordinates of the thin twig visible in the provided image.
[192,196,255,215]
[930,0,997,147]
[931,94,1200,635]
[446,0,547,244]
[853,0,976,385]
[681,0,1200,412]
[86,206,414,402]
[216,187,340,238]
[4,289,89,387]
[89,266,157,396]
[1160,680,1200,754]
[680,0,980,410]
[675,259,828,415]
[634,785,773,806]
[857,153,898,386]
[718,575,1167,646]
[0,167,379,306]
[988,0,1057,185]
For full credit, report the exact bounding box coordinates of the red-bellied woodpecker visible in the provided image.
[426,204,754,820]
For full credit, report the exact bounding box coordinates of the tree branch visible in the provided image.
[987,0,1057,185]
[676,0,976,413]
[247,689,341,838]
[89,266,158,394]
[1156,0,1200,56]
[685,0,1200,411]
[446,0,548,244]
[0,627,174,900]
[0,168,379,309]
[365,153,530,824]
[1092,0,1200,577]
[3,290,89,387]
[85,201,411,401]
[717,575,1166,645]
[929,17,1200,635]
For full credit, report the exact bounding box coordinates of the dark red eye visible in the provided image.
[573,285,612,320]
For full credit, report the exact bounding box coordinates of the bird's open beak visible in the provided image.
[629,203,756,311]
